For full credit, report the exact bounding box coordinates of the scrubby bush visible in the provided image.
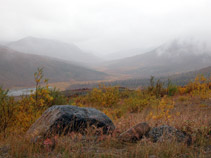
[167,79,178,96]
[0,88,16,137]
[148,96,174,122]
[147,76,166,98]
[49,88,69,105]
[177,75,211,99]
[81,84,120,108]
[14,68,70,132]
[122,89,158,113]
[0,68,70,135]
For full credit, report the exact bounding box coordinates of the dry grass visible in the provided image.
[0,95,211,158]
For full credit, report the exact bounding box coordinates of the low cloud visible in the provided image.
[0,0,211,55]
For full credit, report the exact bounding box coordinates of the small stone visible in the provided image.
[148,125,191,145]
[119,122,150,142]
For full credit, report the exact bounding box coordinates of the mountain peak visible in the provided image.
[0,45,107,88]
[17,36,42,42]
[7,37,101,65]
[155,38,211,57]
[16,36,65,44]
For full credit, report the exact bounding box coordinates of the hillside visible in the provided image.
[102,39,211,78]
[68,66,211,89]
[166,65,211,85]
[104,47,153,60]
[0,45,108,88]
[7,37,102,66]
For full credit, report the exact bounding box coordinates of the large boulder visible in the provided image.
[119,122,150,142]
[148,125,191,145]
[26,105,115,141]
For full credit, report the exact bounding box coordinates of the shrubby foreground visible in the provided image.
[0,69,211,157]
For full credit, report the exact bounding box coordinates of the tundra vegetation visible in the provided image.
[0,69,211,158]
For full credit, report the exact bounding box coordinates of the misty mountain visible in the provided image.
[103,39,211,78]
[0,45,108,88]
[0,41,9,45]
[104,47,154,60]
[6,36,102,66]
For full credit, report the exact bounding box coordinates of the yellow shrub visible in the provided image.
[178,96,189,102]
[148,96,174,122]
[13,68,59,133]
[124,97,149,113]
[84,84,119,108]
[122,90,158,113]
[178,87,186,95]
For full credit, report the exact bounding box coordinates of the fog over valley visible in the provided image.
[1,0,211,54]
[0,0,211,89]
[1,2,211,157]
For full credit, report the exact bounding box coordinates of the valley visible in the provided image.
[1,1,211,157]
[1,36,211,158]
[1,37,211,91]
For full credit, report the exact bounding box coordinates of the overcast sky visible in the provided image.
[0,0,211,55]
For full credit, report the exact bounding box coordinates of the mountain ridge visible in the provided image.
[68,65,211,90]
[6,36,102,66]
[0,45,108,88]
[102,39,211,78]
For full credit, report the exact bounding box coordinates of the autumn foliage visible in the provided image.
[0,68,68,137]
[0,71,211,157]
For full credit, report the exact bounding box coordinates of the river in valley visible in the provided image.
[7,88,36,96]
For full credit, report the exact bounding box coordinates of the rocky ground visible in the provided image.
[0,94,211,157]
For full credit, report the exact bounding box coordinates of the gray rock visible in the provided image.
[26,105,115,141]
[0,145,10,158]
[119,122,150,142]
[148,125,191,145]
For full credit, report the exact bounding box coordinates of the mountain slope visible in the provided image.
[103,39,211,78]
[166,65,211,85]
[0,45,107,88]
[68,65,211,89]
[7,37,102,65]
[104,47,153,60]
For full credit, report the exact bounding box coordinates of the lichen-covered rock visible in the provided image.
[119,122,150,142]
[148,125,191,145]
[26,105,115,141]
